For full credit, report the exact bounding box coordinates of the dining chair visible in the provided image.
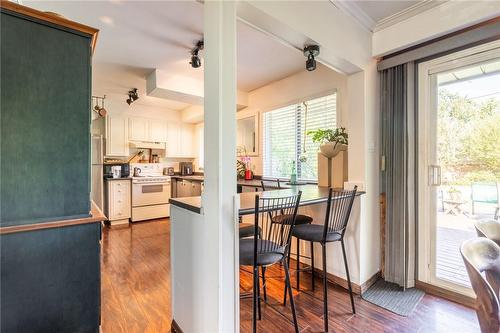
[461,238,500,333]
[239,191,302,333]
[475,219,500,246]
[290,186,357,333]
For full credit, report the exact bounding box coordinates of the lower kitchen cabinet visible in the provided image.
[174,179,203,197]
[105,179,131,225]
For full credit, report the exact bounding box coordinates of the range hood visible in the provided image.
[129,141,166,150]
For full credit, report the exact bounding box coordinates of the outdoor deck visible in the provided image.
[436,199,497,287]
[436,225,474,287]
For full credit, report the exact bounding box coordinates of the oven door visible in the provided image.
[132,182,171,207]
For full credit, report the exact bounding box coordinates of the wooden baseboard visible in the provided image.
[415,280,476,309]
[360,271,382,293]
[307,263,380,295]
[170,319,183,333]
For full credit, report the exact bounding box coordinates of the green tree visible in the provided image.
[438,89,500,184]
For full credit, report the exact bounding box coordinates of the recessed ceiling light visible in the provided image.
[99,16,114,26]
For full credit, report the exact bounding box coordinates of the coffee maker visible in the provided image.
[179,162,194,176]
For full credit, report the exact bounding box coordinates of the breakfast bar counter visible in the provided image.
[169,184,365,215]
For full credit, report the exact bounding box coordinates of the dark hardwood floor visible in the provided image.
[101,219,172,333]
[101,219,480,333]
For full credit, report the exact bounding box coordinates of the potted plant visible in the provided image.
[307,127,348,158]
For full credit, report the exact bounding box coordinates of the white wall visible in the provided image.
[192,64,348,175]
[247,64,348,175]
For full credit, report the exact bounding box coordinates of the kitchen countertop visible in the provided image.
[170,175,301,189]
[169,184,365,215]
[104,177,132,181]
[171,175,205,181]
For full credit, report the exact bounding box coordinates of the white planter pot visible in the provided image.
[319,142,347,158]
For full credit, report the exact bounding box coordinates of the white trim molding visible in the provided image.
[330,0,376,32]
[374,0,446,32]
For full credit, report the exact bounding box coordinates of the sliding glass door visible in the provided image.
[418,43,500,295]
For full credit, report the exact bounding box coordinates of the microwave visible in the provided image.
[103,162,130,179]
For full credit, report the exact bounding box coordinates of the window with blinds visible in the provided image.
[263,93,337,181]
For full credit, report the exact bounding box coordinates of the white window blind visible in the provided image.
[263,93,337,181]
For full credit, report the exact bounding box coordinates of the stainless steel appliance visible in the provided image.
[165,167,175,176]
[180,161,194,176]
[91,135,104,212]
[104,162,130,179]
[131,164,171,222]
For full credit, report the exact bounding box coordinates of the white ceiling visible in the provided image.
[23,1,306,110]
[355,1,421,23]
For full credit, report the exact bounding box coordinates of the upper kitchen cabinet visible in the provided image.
[106,114,129,157]
[128,117,149,141]
[149,120,168,142]
[166,122,195,158]
[129,117,167,143]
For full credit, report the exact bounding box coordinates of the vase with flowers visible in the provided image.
[237,146,253,180]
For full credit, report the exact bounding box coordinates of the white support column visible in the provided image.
[203,1,238,332]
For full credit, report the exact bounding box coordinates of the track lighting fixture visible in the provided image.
[126,88,139,105]
[303,45,320,72]
[189,40,204,68]
[92,95,107,117]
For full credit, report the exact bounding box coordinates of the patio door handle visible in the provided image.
[429,165,441,186]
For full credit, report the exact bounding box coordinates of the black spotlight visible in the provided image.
[126,88,139,105]
[190,54,201,68]
[303,45,320,72]
[190,40,204,68]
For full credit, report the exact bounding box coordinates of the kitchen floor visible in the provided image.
[101,219,479,333]
[101,219,171,333]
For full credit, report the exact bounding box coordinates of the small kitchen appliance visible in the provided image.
[111,166,121,178]
[165,167,175,176]
[179,162,194,176]
[103,162,130,179]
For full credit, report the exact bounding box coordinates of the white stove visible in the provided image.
[130,164,171,222]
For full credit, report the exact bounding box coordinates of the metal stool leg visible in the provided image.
[262,266,268,302]
[253,264,258,333]
[310,241,315,291]
[283,258,300,333]
[341,239,356,314]
[322,243,329,333]
[296,237,300,290]
[257,266,262,320]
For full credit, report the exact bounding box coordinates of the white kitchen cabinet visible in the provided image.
[105,179,131,225]
[166,122,194,157]
[149,120,168,142]
[105,115,129,157]
[166,122,180,156]
[129,117,167,142]
[128,117,149,141]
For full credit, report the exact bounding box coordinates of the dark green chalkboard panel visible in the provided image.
[0,12,91,226]
[1,223,101,333]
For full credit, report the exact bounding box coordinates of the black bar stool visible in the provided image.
[239,191,302,333]
[261,179,314,305]
[290,186,357,333]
